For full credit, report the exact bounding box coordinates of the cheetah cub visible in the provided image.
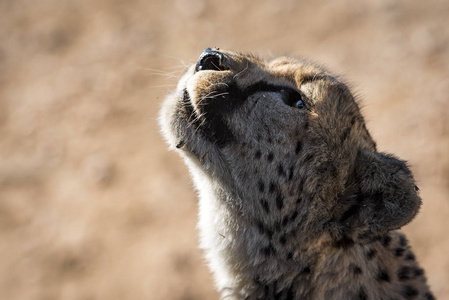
[159,48,434,300]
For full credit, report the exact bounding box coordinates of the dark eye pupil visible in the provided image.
[279,89,304,109]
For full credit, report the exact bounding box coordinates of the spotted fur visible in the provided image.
[160,48,433,299]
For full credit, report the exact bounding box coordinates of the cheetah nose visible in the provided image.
[195,48,228,72]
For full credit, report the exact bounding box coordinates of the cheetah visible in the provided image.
[159,48,434,300]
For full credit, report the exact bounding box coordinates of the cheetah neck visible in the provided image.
[188,162,430,300]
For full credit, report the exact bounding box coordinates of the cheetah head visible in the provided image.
[160,48,421,248]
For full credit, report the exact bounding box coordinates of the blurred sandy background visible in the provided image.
[1,0,448,299]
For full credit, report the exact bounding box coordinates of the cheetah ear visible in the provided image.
[340,150,421,239]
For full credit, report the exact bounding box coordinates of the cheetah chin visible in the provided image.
[159,48,434,300]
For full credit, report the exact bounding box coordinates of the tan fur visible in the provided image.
[159,49,434,299]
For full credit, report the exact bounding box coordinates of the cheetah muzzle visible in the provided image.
[159,48,434,300]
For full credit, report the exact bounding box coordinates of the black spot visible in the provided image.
[297,178,305,193]
[286,252,293,260]
[290,211,298,222]
[424,292,436,300]
[267,152,274,162]
[401,285,419,299]
[382,235,392,248]
[334,236,355,249]
[341,127,351,142]
[377,270,390,282]
[261,199,270,214]
[296,197,302,204]
[256,221,273,239]
[282,215,289,227]
[295,141,302,154]
[366,249,377,260]
[350,116,356,126]
[394,247,405,257]
[399,235,408,247]
[255,221,264,234]
[413,268,424,278]
[288,166,294,181]
[276,195,284,210]
[279,235,287,245]
[262,243,276,256]
[405,253,416,261]
[269,182,276,193]
[398,266,412,281]
[264,284,269,295]
[267,137,273,144]
[277,164,286,177]
[414,185,420,191]
[302,266,311,274]
[358,287,368,300]
[304,121,309,130]
[351,265,363,275]
[255,150,262,159]
[258,181,265,193]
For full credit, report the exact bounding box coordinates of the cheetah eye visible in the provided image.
[279,89,305,109]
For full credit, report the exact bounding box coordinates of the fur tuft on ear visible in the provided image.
[334,150,421,241]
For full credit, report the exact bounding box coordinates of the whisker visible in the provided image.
[158,54,194,68]
[234,61,249,79]
[148,84,177,89]
[139,68,182,78]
